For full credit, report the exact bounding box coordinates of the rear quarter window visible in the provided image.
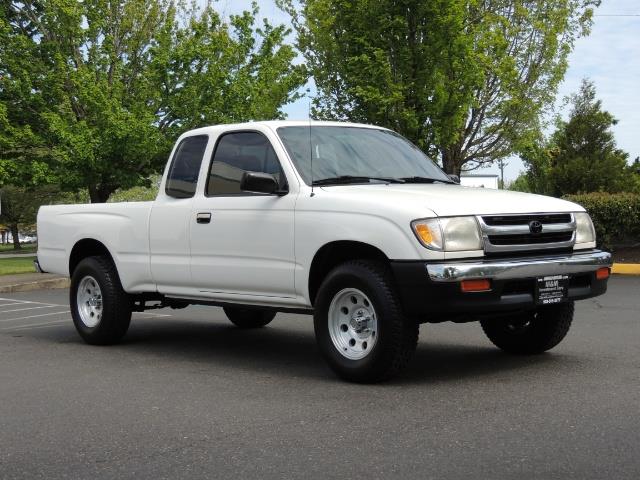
[165,135,209,198]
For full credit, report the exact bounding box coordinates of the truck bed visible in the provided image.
[37,202,155,292]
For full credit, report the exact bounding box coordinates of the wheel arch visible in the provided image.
[308,240,390,306]
[69,238,116,277]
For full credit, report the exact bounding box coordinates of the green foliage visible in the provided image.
[0,185,59,249]
[1,1,305,202]
[0,243,37,254]
[518,80,635,196]
[507,174,532,193]
[109,177,159,203]
[550,80,631,195]
[0,96,53,188]
[280,0,598,174]
[153,4,305,137]
[516,142,556,195]
[564,193,640,248]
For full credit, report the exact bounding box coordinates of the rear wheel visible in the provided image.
[480,302,574,354]
[223,307,276,328]
[70,256,132,345]
[314,260,418,383]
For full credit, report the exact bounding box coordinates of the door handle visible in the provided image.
[196,212,211,224]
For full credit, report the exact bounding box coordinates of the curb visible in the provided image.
[611,263,640,275]
[0,277,70,294]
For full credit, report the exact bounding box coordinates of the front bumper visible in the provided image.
[390,250,611,321]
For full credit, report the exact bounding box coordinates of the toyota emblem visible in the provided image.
[529,220,543,234]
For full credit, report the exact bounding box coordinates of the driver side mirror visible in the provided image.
[240,171,287,195]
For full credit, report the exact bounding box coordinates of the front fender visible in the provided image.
[294,206,443,304]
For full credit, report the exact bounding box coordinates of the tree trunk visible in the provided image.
[441,147,463,176]
[10,224,21,250]
[88,184,113,203]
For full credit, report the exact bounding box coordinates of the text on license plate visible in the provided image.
[536,275,569,305]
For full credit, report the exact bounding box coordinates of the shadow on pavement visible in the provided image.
[15,315,572,385]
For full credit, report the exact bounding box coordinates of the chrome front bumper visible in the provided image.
[427,250,612,282]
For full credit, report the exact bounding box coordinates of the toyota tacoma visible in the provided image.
[36,121,611,382]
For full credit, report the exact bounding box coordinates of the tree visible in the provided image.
[507,173,531,192]
[0,185,57,250]
[514,142,556,195]
[279,0,598,174]
[1,1,304,202]
[624,157,640,194]
[515,80,633,196]
[151,5,306,138]
[547,79,630,195]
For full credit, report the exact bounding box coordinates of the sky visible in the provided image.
[219,0,640,181]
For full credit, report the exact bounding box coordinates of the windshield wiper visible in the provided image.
[399,176,454,184]
[312,175,405,186]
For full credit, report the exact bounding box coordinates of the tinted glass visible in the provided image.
[165,135,209,198]
[206,132,286,195]
[277,126,450,184]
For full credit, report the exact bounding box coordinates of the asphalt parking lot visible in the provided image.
[0,277,638,479]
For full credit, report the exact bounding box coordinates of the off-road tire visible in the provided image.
[70,256,132,345]
[223,307,276,328]
[480,302,574,354]
[314,260,419,383]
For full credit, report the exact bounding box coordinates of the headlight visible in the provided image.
[574,212,596,244]
[412,217,482,251]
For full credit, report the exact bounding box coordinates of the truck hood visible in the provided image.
[320,184,582,217]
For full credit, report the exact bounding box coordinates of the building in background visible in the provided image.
[460,174,499,189]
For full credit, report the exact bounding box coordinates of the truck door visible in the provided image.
[189,130,296,299]
[149,135,210,295]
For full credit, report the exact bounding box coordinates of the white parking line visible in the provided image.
[0,302,34,307]
[2,319,70,331]
[0,297,66,307]
[0,305,58,314]
[0,297,173,314]
[0,311,70,323]
[0,297,34,303]
[135,312,172,318]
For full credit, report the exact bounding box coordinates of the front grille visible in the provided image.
[488,232,573,245]
[479,213,576,254]
[482,213,572,226]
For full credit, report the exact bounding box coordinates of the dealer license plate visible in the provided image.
[535,275,569,305]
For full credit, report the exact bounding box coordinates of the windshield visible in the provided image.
[276,126,451,185]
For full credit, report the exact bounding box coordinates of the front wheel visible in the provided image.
[70,256,132,345]
[480,302,574,354]
[314,260,418,383]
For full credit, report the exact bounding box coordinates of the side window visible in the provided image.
[165,135,209,199]
[206,132,286,196]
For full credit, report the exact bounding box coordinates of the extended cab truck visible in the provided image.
[36,121,612,382]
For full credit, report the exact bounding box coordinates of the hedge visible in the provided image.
[564,193,640,249]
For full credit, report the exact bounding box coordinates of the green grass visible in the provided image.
[0,243,37,254]
[0,256,37,275]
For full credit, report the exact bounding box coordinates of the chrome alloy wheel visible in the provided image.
[328,288,378,360]
[76,276,103,328]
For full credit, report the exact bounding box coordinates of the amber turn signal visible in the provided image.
[460,279,491,292]
[596,267,610,280]
[414,223,434,245]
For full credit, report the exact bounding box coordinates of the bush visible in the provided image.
[564,193,640,248]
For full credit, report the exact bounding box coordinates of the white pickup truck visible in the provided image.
[37,121,611,382]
